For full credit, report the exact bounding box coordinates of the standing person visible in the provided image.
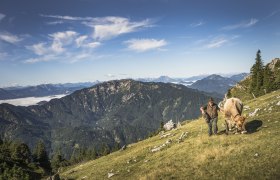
[200,97,220,136]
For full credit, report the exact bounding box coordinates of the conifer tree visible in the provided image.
[112,142,121,152]
[87,148,97,160]
[51,149,69,172]
[250,50,264,96]
[263,64,274,93]
[274,60,280,89]
[33,140,51,173]
[11,143,31,165]
[100,143,110,156]
[51,150,63,171]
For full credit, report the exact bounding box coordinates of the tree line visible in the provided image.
[0,139,53,179]
[0,138,120,179]
[250,50,280,97]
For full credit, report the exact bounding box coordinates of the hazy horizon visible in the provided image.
[0,72,249,88]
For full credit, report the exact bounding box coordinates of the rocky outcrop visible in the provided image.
[268,58,280,72]
[163,120,176,131]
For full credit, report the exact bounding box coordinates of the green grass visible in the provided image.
[60,90,280,180]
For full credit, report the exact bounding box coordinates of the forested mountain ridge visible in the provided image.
[0,79,216,158]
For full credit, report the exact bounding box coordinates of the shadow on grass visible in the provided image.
[217,130,226,135]
[216,119,263,135]
[245,120,263,134]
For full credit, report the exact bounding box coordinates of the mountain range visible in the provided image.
[0,73,248,103]
[0,82,99,100]
[0,79,218,157]
[189,74,239,96]
[138,73,248,97]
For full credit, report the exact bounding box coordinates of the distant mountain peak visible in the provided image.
[205,74,225,80]
[154,76,175,83]
[189,74,237,96]
[158,75,172,79]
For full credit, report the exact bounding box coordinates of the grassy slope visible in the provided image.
[60,90,280,180]
[229,76,253,101]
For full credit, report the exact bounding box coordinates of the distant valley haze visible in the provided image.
[0,94,67,106]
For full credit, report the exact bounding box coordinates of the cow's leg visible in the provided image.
[213,118,218,135]
[241,119,247,134]
[228,121,233,131]
[242,121,246,131]
[225,119,229,135]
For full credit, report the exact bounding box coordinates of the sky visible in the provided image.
[0,0,279,87]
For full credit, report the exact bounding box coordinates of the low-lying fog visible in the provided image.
[0,94,67,106]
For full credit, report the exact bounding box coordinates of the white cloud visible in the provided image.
[40,14,94,21]
[75,35,88,47]
[40,31,78,54]
[50,31,78,41]
[49,31,78,53]
[205,38,228,48]
[41,14,153,41]
[87,17,152,40]
[24,54,58,64]
[0,13,6,21]
[0,32,22,44]
[46,20,64,25]
[203,35,239,49]
[125,38,167,52]
[267,9,280,18]
[85,42,101,48]
[26,43,48,55]
[222,18,258,30]
[26,31,79,56]
[75,35,101,48]
[25,31,101,64]
[27,15,154,63]
[190,21,205,28]
[193,35,239,50]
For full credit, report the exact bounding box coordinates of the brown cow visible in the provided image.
[220,98,247,134]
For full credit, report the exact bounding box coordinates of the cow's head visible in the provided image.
[236,116,246,130]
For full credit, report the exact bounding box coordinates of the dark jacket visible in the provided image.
[202,103,220,119]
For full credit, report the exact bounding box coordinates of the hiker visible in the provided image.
[200,97,220,136]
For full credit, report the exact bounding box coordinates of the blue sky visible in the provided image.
[0,0,279,87]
